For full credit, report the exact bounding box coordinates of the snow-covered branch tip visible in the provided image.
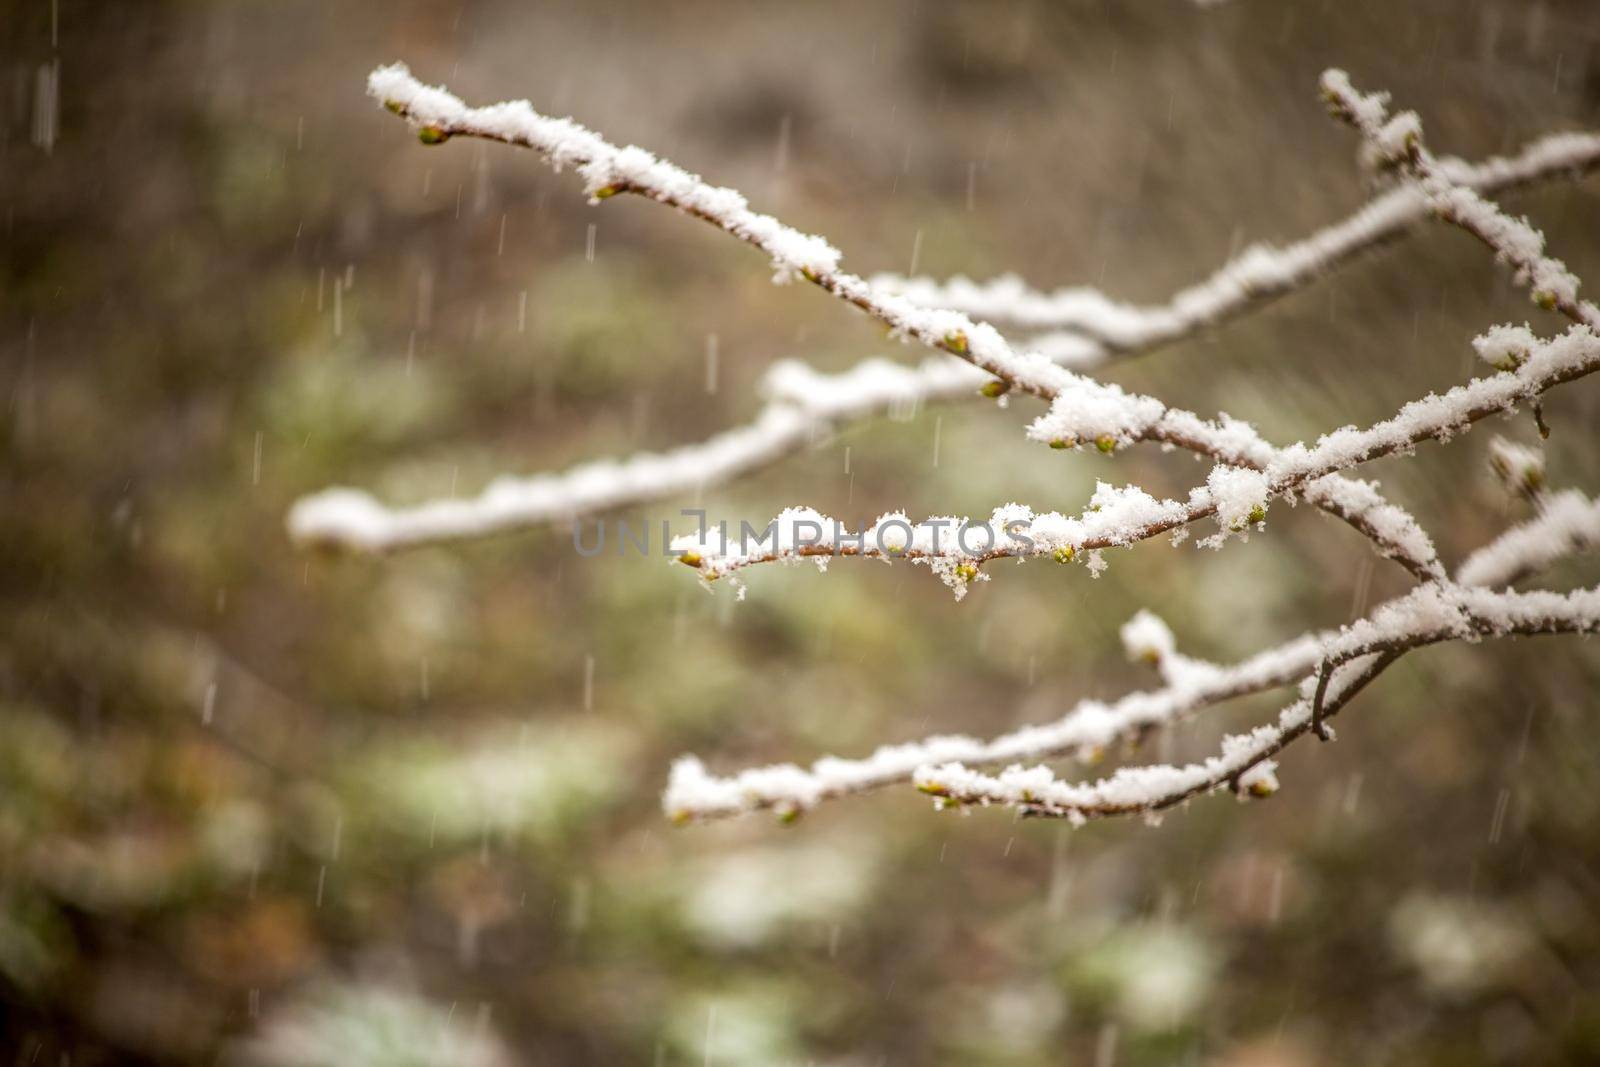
[1321,69,1600,332]
[287,355,983,552]
[871,131,1600,358]
[1458,488,1600,589]
[362,63,1054,395]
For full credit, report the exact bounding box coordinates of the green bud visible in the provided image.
[1053,546,1075,564]
[593,184,620,200]
[954,563,978,582]
[1049,438,1073,450]
[417,125,450,145]
[1247,504,1267,524]
[1534,290,1558,311]
[669,809,692,826]
[801,267,820,283]
[776,805,802,825]
[678,551,703,568]
[944,331,969,355]
[384,99,406,115]
[1095,434,1116,453]
[979,380,1009,399]
[1247,778,1278,798]
[917,780,949,797]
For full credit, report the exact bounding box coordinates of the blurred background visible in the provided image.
[4,0,1600,1063]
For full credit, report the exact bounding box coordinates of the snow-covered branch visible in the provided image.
[1321,69,1600,332]
[666,565,1600,822]
[664,483,1600,822]
[870,131,1600,355]
[287,356,978,552]
[673,325,1599,589]
[290,111,1598,554]
[915,584,1600,820]
[302,64,1598,835]
[1457,489,1600,589]
[361,63,1057,397]
[282,128,1600,557]
[291,64,1441,583]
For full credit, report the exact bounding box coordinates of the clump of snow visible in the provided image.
[1206,465,1270,531]
[1120,610,1177,665]
[1472,323,1538,370]
[1025,377,1165,450]
[1236,760,1279,798]
[1357,110,1422,173]
[1487,436,1545,497]
[1319,69,1391,133]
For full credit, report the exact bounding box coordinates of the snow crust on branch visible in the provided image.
[672,325,1598,592]
[914,584,1600,819]
[1473,324,1539,371]
[664,577,1600,821]
[287,355,983,552]
[666,480,1600,823]
[663,627,1328,821]
[1265,325,1600,485]
[368,64,841,283]
[1120,610,1222,689]
[869,132,1600,354]
[1457,490,1600,589]
[669,495,1196,598]
[365,64,1072,400]
[1321,68,1600,331]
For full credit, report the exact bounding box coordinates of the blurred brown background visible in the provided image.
[4,1,1600,1064]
